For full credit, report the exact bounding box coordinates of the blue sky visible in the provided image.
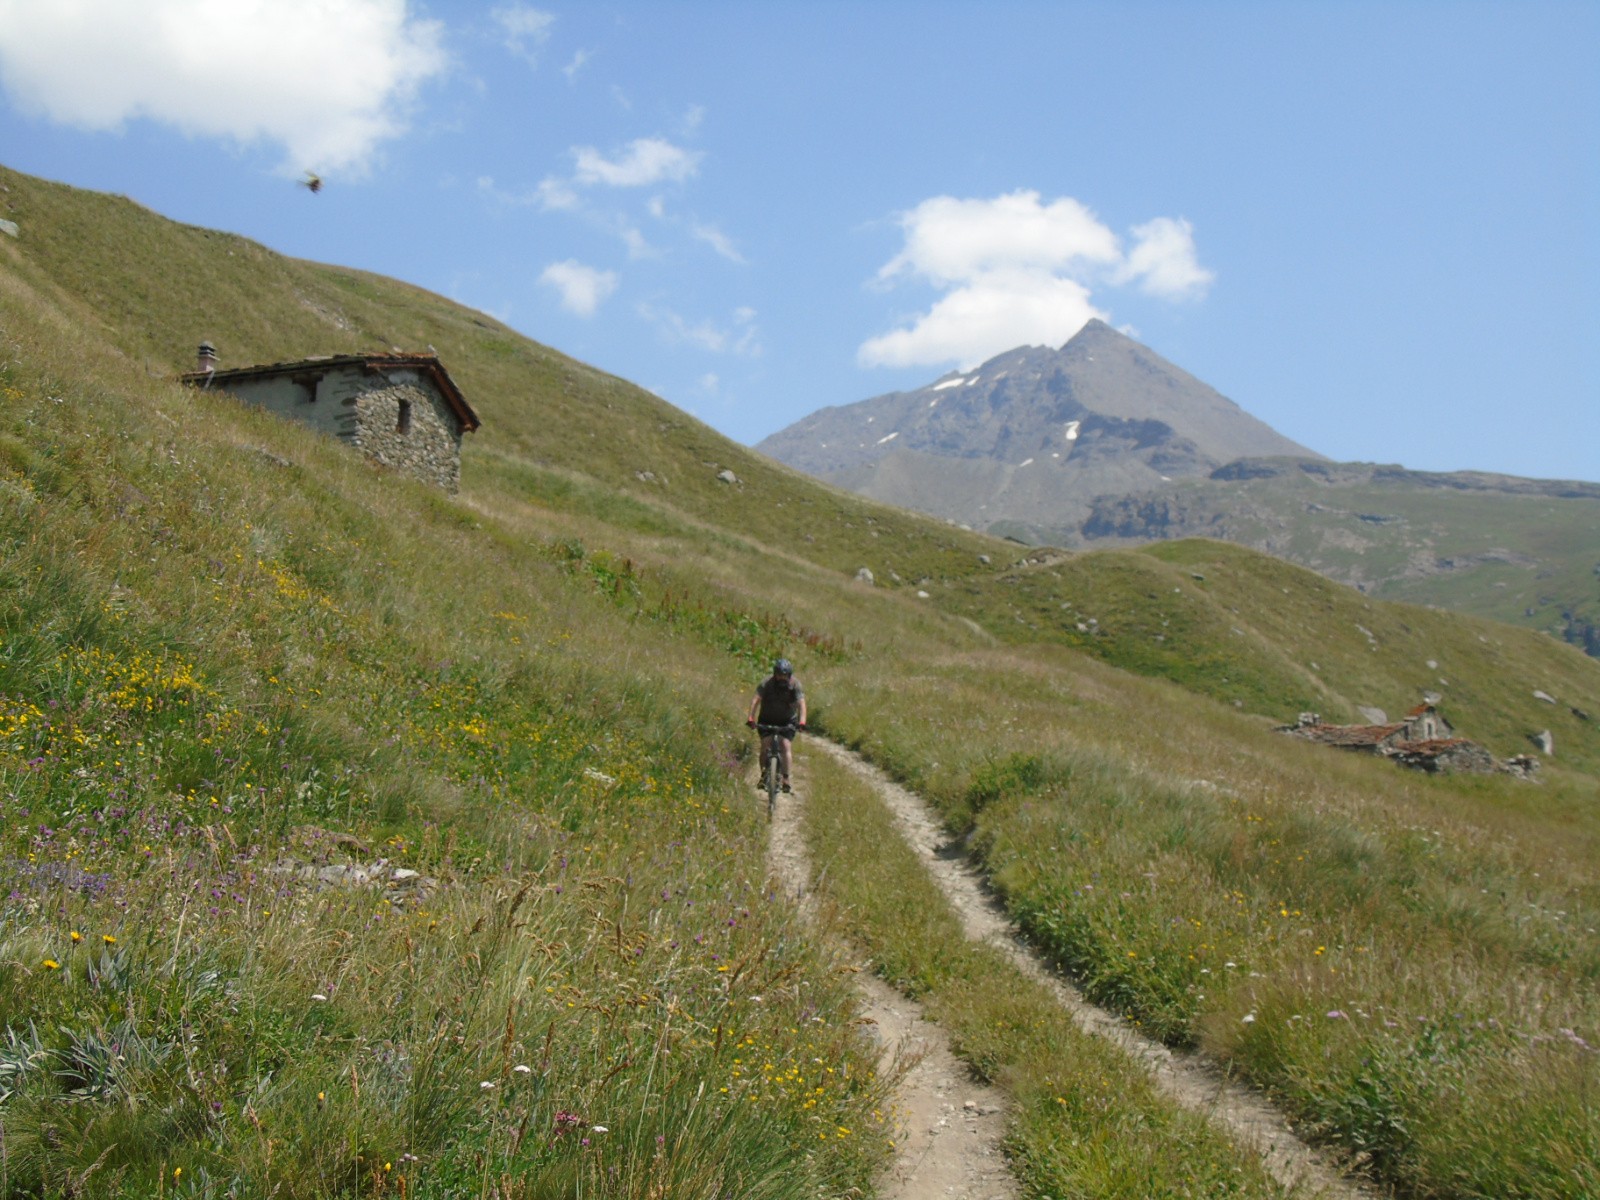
[1,1,1595,481]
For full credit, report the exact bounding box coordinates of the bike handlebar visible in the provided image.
[753,722,801,737]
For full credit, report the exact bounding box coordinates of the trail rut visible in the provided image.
[771,737,1378,1200]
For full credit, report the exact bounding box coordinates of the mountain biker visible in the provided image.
[746,658,807,793]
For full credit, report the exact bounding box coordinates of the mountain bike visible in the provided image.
[754,722,799,819]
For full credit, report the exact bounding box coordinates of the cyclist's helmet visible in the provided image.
[773,658,793,677]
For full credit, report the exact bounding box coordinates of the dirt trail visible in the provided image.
[777,738,1378,1200]
[767,758,1020,1199]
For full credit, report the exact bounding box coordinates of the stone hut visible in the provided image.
[1277,703,1514,776]
[183,344,480,491]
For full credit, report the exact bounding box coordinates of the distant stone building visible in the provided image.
[1277,703,1522,776]
[183,344,480,491]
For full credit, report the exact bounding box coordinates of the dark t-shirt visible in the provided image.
[755,675,804,724]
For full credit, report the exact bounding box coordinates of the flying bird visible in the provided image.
[299,171,323,195]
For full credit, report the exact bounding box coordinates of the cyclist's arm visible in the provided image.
[798,696,808,728]
[746,693,761,725]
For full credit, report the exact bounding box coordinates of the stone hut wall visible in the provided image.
[206,364,464,492]
[351,381,463,492]
[212,371,354,439]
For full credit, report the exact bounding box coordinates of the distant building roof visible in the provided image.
[1293,722,1406,748]
[184,352,480,432]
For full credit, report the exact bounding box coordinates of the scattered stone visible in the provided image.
[272,856,436,907]
[1529,730,1554,756]
[1390,739,1496,774]
[855,567,875,586]
[1573,707,1592,722]
[916,590,930,599]
[317,863,372,886]
[1533,690,1556,704]
[1423,691,1442,704]
[1190,572,1205,581]
[977,554,991,565]
[1503,754,1541,779]
[0,218,18,238]
[715,469,738,485]
[1426,659,1438,669]
[635,470,657,483]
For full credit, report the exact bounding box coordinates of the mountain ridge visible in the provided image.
[757,319,1322,532]
[760,323,1600,656]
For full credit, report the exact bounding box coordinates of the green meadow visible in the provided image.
[2,164,1596,1198]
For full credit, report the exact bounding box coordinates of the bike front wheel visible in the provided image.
[764,752,779,819]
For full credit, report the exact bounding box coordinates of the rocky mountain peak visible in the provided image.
[756,323,1322,533]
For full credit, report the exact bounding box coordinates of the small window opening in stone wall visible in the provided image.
[293,372,323,402]
[397,397,412,435]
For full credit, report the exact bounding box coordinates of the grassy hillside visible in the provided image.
[1058,465,1600,658]
[3,164,1598,1199]
[957,538,1600,774]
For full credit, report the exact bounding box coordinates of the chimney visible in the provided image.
[197,342,218,374]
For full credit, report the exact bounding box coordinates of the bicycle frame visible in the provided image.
[754,723,797,818]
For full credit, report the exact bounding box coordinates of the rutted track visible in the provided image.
[795,737,1378,1200]
[766,753,1021,1199]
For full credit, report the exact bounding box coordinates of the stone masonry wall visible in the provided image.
[351,382,463,492]
[208,363,465,491]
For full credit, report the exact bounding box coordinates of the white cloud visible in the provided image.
[562,49,591,81]
[493,4,555,64]
[692,222,745,263]
[878,191,1120,287]
[528,136,704,255]
[0,0,446,174]
[698,372,720,394]
[535,177,581,211]
[861,190,1213,369]
[539,260,618,317]
[617,222,653,259]
[573,137,701,187]
[639,302,759,356]
[1118,217,1214,299]
[860,269,1104,370]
